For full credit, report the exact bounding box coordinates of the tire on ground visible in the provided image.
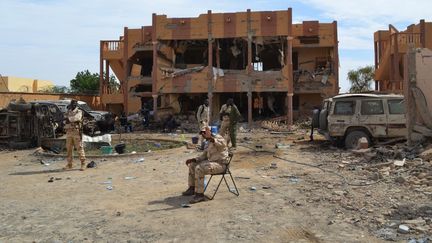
[318,109,328,130]
[344,130,370,149]
[312,109,320,128]
[8,102,32,112]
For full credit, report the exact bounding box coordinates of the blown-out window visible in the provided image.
[361,100,384,115]
[388,99,405,114]
[334,101,355,115]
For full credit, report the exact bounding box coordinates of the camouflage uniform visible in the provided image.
[219,104,241,147]
[196,104,210,128]
[65,107,86,169]
[188,134,229,193]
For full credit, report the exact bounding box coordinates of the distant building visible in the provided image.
[0,76,54,93]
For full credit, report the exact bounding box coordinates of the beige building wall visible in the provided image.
[0,76,54,92]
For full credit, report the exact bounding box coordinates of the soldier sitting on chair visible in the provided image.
[182,126,229,204]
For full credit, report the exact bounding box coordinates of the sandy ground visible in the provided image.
[0,131,430,242]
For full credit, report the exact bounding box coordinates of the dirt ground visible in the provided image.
[0,130,431,242]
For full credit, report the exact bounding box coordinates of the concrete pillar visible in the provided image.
[152,94,158,121]
[208,92,213,124]
[287,93,293,126]
[247,91,252,128]
[286,36,294,126]
[99,41,104,95]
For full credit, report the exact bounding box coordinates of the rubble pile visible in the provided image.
[176,115,197,133]
[261,120,290,132]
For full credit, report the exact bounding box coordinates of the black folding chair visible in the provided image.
[204,152,240,200]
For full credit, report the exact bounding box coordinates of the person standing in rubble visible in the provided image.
[196,99,210,147]
[219,98,241,149]
[182,126,229,203]
[63,99,86,171]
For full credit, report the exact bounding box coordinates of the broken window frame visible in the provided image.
[334,101,355,115]
[387,99,405,114]
[361,100,384,115]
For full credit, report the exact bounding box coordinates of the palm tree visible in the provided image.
[348,66,375,93]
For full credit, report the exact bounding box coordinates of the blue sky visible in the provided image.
[1,0,431,92]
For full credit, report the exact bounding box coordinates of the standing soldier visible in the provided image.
[219,98,241,149]
[63,99,86,171]
[196,99,210,147]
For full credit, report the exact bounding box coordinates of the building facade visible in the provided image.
[0,76,53,93]
[374,19,432,93]
[100,9,339,125]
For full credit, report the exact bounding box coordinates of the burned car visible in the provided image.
[313,93,406,149]
[0,100,61,148]
[30,100,115,135]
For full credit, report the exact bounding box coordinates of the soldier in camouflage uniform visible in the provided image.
[219,98,241,149]
[63,100,86,171]
[183,126,229,203]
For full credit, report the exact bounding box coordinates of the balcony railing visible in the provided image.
[390,32,421,47]
[102,40,123,52]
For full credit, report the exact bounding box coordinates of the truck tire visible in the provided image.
[8,102,32,112]
[319,109,328,130]
[344,130,370,149]
[312,109,320,128]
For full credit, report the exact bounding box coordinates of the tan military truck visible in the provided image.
[313,93,406,148]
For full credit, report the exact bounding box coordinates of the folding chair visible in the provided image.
[204,152,240,200]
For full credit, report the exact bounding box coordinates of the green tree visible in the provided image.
[348,66,375,93]
[107,74,120,92]
[70,70,119,94]
[70,70,100,94]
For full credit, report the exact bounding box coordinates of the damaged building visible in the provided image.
[374,19,432,92]
[99,9,339,125]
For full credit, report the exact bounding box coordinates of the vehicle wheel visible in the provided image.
[8,102,32,112]
[9,140,32,149]
[319,109,328,130]
[344,130,370,149]
[311,109,320,128]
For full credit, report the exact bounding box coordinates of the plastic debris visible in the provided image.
[181,203,191,208]
[124,176,136,180]
[106,185,113,190]
[398,224,410,234]
[250,186,257,191]
[134,158,145,163]
[393,158,406,167]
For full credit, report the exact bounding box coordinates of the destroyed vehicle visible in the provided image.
[30,100,115,135]
[313,93,406,149]
[0,101,61,149]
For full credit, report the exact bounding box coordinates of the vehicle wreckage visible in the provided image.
[0,99,114,149]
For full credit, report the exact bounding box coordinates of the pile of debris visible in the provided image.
[261,120,290,132]
[351,142,432,189]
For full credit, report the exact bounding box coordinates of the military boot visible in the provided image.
[63,163,73,170]
[79,161,86,171]
[189,193,206,204]
[182,186,195,196]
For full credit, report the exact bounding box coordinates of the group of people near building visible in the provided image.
[63,98,241,204]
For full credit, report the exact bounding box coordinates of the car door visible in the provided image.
[328,99,357,137]
[359,99,387,137]
[386,99,407,137]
